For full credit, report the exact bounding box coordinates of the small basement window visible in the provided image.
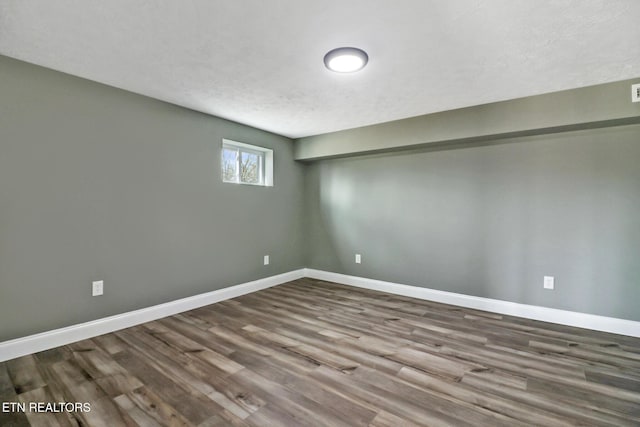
[221,139,273,186]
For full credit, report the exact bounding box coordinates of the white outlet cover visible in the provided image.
[263,255,270,265]
[543,276,555,290]
[92,280,104,296]
[355,254,361,264]
[632,83,640,103]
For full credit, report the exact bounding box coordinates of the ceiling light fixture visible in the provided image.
[324,47,368,73]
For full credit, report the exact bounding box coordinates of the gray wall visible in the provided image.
[0,55,305,342]
[295,78,640,160]
[2,54,639,344]
[305,125,640,321]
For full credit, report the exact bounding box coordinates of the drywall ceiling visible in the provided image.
[1,1,639,139]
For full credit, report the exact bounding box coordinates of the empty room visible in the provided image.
[1,1,640,426]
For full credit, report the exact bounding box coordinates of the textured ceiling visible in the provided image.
[1,1,639,139]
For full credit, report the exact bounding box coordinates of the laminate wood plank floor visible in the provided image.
[2,278,640,426]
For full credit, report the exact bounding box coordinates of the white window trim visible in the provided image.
[222,139,273,187]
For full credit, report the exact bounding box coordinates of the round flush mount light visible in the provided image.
[324,47,368,73]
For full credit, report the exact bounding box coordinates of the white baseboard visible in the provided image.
[304,269,640,338]
[2,267,638,362]
[0,269,305,362]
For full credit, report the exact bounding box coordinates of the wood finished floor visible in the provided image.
[1,278,640,426]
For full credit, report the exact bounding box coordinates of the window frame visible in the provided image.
[221,139,273,187]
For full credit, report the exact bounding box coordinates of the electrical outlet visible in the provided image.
[632,83,640,103]
[543,276,554,290]
[92,280,104,296]
[263,255,270,265]
[355,254,361,264]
